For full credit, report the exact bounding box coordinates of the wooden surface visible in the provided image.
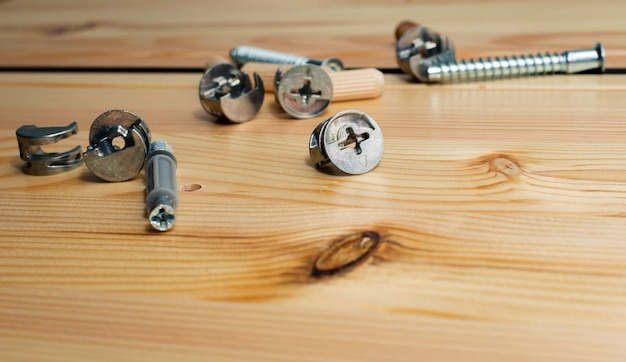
[1,1,626,361]
[1,0,626,69]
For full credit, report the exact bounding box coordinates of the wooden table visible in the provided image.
[1,1,626,361]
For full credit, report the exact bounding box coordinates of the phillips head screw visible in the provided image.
[274,64,333,119]
[145,140,178,232]
[83,109,151,182]
[309,110,384,175]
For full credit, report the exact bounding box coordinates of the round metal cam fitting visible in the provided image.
[83,109,151,182]
[275,64,333,119]
[309,110,384,175]
[199,63,264,123]
[396,25,455,77]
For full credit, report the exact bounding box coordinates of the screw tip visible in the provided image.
[596,42,606,73]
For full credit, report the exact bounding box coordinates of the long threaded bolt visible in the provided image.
[417,43,605,83]
[230,45,344,71]
[145,140,178,232]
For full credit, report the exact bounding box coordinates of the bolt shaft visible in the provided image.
[230,45,344,71]
[145,140,178,232]
[420,43,605,83]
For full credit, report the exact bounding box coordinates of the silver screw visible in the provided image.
[275,64,333,119]
[395,23,605,83]
[418,43,605,83]
[230,45,345,71]
[145,140,178,232]
[309,110,384,175]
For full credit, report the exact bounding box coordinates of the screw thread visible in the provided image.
[230,45,310,67]
[421,43,604,83]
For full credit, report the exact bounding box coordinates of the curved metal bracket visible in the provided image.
[16,122,83,176]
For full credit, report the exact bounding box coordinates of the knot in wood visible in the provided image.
[490,155,521,177]
[311,231,380,278]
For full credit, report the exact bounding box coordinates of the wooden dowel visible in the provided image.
[240,62,384,101]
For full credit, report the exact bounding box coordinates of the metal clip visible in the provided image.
[15,122,83,176]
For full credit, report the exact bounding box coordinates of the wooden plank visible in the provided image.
[0,0,625,69]
[0,286,624,362]
[1,72,626,360]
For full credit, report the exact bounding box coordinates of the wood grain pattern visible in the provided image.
[0,286,625,362]
[0,0,625,69]
[1,72,626,360]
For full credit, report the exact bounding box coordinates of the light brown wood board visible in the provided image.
[0,0,625,69]
[0,72,626,360]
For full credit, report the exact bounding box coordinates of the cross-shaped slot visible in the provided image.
[290,74,322,106]
[338,127,370,155]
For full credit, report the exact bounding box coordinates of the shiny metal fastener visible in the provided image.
[396,24,456,77]
[420,43,605,83]
[275,64,333,119]
[15,122,83,176]
[83,109,151,182]
[199,62,264,123]
[145,140,178,232]
[396,22,605,83]
[230,45,344,72]
[309,110,383,175]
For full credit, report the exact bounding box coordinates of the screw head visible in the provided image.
[149,204,176,231]
[309,110,384,175]
[275,64,333,119]
[396,25,455,77]
[83,109,151,182]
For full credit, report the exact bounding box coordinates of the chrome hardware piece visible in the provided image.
[145,140,178,232]
[275,64,333,119]
[199,63,264,123]
[396,24,456,76]
[420,43,605,83]
[83,109,151,182]
[309,110,384,175]
[396,22,605,82]
[230,45,345,72]
[15,122,83,176]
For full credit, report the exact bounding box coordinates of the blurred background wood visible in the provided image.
[0,0,625,69]
[1,0,626,361]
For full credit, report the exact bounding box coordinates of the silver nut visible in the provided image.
[275,64,333,119]
[309,110,383,175]
[83,109,151,182]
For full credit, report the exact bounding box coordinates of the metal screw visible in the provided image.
[421,43,605,83]
[83,110,151,182]
[309,110,384,175]
[230,45,345,72]
[395,22,605,82]
[199,62,264,123]
[275,64,333,119]
[145,140,178,232]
